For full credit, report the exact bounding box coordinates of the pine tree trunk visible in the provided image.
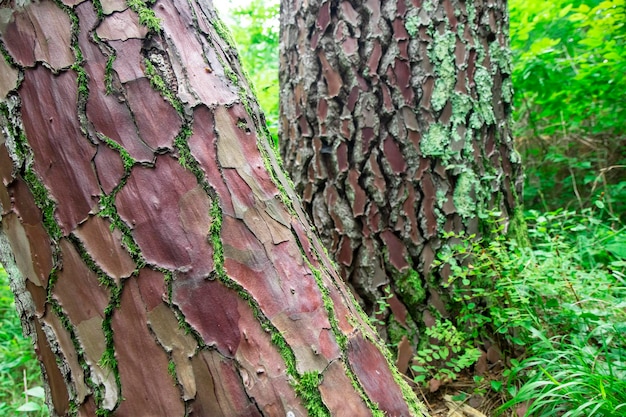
[0,1,427,415]
[279,0,524,346]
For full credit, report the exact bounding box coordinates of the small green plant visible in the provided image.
[0,266,47,416]
[431,207,626,415]
[372,285,393,326]
[498,325,626,416]
[411,319,481,386]
[15,386,46,414]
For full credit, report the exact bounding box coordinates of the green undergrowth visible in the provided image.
[0,267,46,416]
[510,0,626,220]
[424,205,626,416]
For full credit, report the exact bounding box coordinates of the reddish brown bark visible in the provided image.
[279,0,523,345]
[0,1,427,415]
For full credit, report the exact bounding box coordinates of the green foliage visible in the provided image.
[434,208,626,415]
[411,319,482,386]
[222,0,280,144]
[499,327,626,416]
[510,0,626,217]
[0,267,46,416]
[510,0,626,135]
[372,286,393,326]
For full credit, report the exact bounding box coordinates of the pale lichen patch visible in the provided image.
[453,170,479,219]
[420,122,450,158]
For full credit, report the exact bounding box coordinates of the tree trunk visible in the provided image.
[279,0,524,345]
[0,1,427,416]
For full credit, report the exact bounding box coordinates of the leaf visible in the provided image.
[16,402,42,412]
[606,239,626,260]
[491,380,504,392]
[558,4,573,17]
[25,386,45,399]
[414,374,427,383]
[577,4,590,13]
[452,392,468,401]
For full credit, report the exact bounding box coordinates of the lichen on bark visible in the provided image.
[279,0,524,377]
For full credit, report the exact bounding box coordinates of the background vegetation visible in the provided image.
[0,268,46,416]
[510,0,626,220]
[1,0,624,415]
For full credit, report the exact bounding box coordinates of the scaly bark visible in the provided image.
[0,0,428,415]
[279,0,523,355]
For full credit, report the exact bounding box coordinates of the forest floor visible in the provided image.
[411,371,521,417]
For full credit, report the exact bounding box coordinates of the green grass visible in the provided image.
[432,205,626,416]
[0,267,46,416]
[500,327,626,416]
[495,209,626,416]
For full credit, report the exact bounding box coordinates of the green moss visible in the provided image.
[507,194,530,248]
[99,135,135,171]
[236,86,251,114]
[71,63,89,102]
[257,141,297,216]
[95,407,112,417]
[23,168,63,241]
[68,235,117,289]
[209,198,225,279]
[311,267,348,349]
[236,120,247,130]
[395,269,427,311]
[99,286,122,402]
[163,270,173,303]
[97,344,116,371]
[167,359,176,378]
[143,59,184,115]
[386,315,409,347]
[211,17,237,49]
[0,40,14,67]
[173,125,194,170]
[127,0,161,32]
[67,400,79,416]
[97,191,144,265]
[270,332,296,374]
[104,54,116,95]
[0,104,25,162]
[225,67,239,86]
[295,372,330,417]
[92,0,105,19]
